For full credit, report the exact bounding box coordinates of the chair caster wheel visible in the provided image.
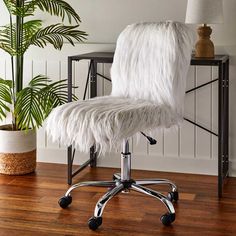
[58,195,72,209]
[88,216,102,230]
[160,213,175,226]
[167,191,179,202]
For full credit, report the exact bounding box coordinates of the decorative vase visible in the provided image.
[0,125,36,175]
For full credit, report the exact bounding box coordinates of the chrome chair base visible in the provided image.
[59,140,178,230]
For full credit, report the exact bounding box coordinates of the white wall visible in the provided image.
[0,0,236,176]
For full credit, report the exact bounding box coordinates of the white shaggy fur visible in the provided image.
[46,21,193,154]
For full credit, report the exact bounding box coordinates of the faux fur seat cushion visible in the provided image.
[46,96,182,154]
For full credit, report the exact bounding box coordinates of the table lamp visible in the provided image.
[185,0,223,58]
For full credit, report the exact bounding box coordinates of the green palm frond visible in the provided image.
[40,80,68,117]
[15,75,73,130]
[41,79,77,118]
[35,0,81,23]
[29,24,87,50]
[0,78,13,120]
[22,20,43,52]
[28,74,51,87]
[0,20,42,55]
[3,0,17,14]
[3,0,81,21]
[0,41,15,55]
[3,0,36,17]
[0,24,16,55]
[15,75,47,129]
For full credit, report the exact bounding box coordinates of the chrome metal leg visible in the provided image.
[113,173,121,180]
[94,183,124,218]
[135,179,178,192]
[60,138,178,230]
[131,183,175,214]
[65,181,116,197]
[121,139,131,181]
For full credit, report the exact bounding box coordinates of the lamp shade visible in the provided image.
[185,0,223,24]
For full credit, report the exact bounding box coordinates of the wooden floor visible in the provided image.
[0,163,236,236]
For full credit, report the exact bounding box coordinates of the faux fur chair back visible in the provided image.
[111,22,193,116]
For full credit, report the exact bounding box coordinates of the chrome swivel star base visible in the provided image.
[59,140,178,230]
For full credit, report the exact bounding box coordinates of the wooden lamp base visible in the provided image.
[195,24,215,58]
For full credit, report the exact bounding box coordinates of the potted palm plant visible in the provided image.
[0,0,86,175]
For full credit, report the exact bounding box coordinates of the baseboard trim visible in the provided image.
[37,148,229,176]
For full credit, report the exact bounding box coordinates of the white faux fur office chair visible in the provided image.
[46,21,193,230]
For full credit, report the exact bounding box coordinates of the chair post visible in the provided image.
[121,139,131,181]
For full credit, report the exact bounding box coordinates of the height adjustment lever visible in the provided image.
[140,132,157,145]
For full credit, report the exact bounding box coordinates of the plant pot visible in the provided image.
[0,125,36,175]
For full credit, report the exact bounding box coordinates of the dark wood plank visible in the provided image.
[0,163,235,236]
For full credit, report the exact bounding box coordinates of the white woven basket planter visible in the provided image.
[0,125,36,175]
